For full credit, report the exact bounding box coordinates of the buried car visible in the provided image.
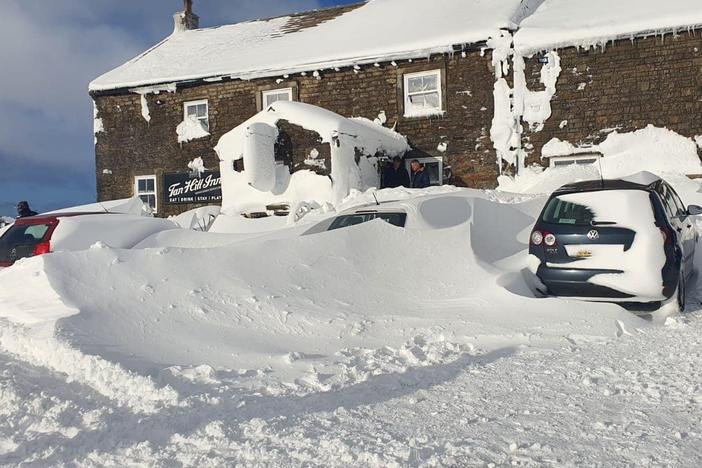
[0,212,177,267]
[529,172,701,311]
[302,194,474,235]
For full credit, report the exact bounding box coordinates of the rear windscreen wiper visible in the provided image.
[591,221,616,226]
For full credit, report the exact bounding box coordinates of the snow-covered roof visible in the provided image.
[90,0,529,92]
[514,0,702,54]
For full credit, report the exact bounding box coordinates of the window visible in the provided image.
[549,154,601,168]
[262,88,294,108]
[135,175,157,213]
[541,197,596,225]
[405,157,444,186]
[184,100,209,131]
[403,70,443,118]
[327,212,407,231]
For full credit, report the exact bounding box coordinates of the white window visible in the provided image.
[403,70,443,118]
[184,100,209,131]
[548,154,601,168]
[135,175,157,213]
[262,88,294,108]
[406,156,444,186]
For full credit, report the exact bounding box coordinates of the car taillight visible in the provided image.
[32,241,51,256]
[531,230,544,246]
[544,232,557,246]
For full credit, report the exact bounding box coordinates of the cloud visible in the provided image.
[0,0,332,211]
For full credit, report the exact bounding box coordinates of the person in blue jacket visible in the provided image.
[409,160,430,188]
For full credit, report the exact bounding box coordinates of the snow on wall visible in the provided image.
[129,84,177,124]
[93,101,104,144]
[215,101,409,211]
[489,30,561,171]
[514,0,702,54]
[187,157,206,175]
[89,0,530,92]
[514,51,561,132]
[176,115,210,144]
[490,78,521,169]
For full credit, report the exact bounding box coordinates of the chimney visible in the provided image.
[173,0,199,33]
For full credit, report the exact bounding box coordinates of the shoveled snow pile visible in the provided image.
[514,0,702,54]
[499,126,702,205]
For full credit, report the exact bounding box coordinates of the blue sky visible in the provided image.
[0,0,356,216]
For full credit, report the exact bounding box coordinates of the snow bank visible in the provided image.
[50,215,177,252]
[46,197,152,216]
[514,0,702,54]
[215,101,409,211]
[90,0,529,91]
[596,125,702,178]
[499,126,702,202]
[0,192,644,392]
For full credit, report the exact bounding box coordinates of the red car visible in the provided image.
[0,212,176,267]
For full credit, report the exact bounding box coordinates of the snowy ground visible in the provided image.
[1,188,702,466]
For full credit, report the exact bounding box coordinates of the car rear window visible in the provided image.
[541,189,656,226]
[0,223,51,247]
[541,196,597,225]
[328,212,407,231]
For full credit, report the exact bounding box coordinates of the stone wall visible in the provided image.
[93,50,497,216]
[521,31,702,165]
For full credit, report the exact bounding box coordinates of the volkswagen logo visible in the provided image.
[587,230,600,240]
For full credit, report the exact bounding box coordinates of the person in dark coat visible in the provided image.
[409,160,431,189]
[382,156,410,188]
[16,201,38,219]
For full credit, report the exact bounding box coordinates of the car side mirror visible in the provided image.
[687,205,702,216]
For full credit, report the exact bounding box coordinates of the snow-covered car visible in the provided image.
[0,212,177,266]
[303,194,473,235]
[529,173,702,311]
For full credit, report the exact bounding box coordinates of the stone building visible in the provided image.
[90,0,702,216]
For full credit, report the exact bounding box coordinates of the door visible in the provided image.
[666,184,696,276]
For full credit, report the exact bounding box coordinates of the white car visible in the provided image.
[303,195,473,235]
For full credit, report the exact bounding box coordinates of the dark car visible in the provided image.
[529,173,702,312]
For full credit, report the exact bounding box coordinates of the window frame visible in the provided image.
[548,154,601,168]
[405,156,444,186]
[403,69,444,118]
[261,88,294,109]
[134,175,158,213]
[183,99,209,132]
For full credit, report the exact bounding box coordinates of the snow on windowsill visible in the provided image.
[177,117,210,144]
[403,108,446,119]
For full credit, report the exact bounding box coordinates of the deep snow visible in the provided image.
[4,186,700,465]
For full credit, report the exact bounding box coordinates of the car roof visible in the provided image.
[14,212,109,225]
[553,178,660,195]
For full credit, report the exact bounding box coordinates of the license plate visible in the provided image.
[574,250,592,258]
